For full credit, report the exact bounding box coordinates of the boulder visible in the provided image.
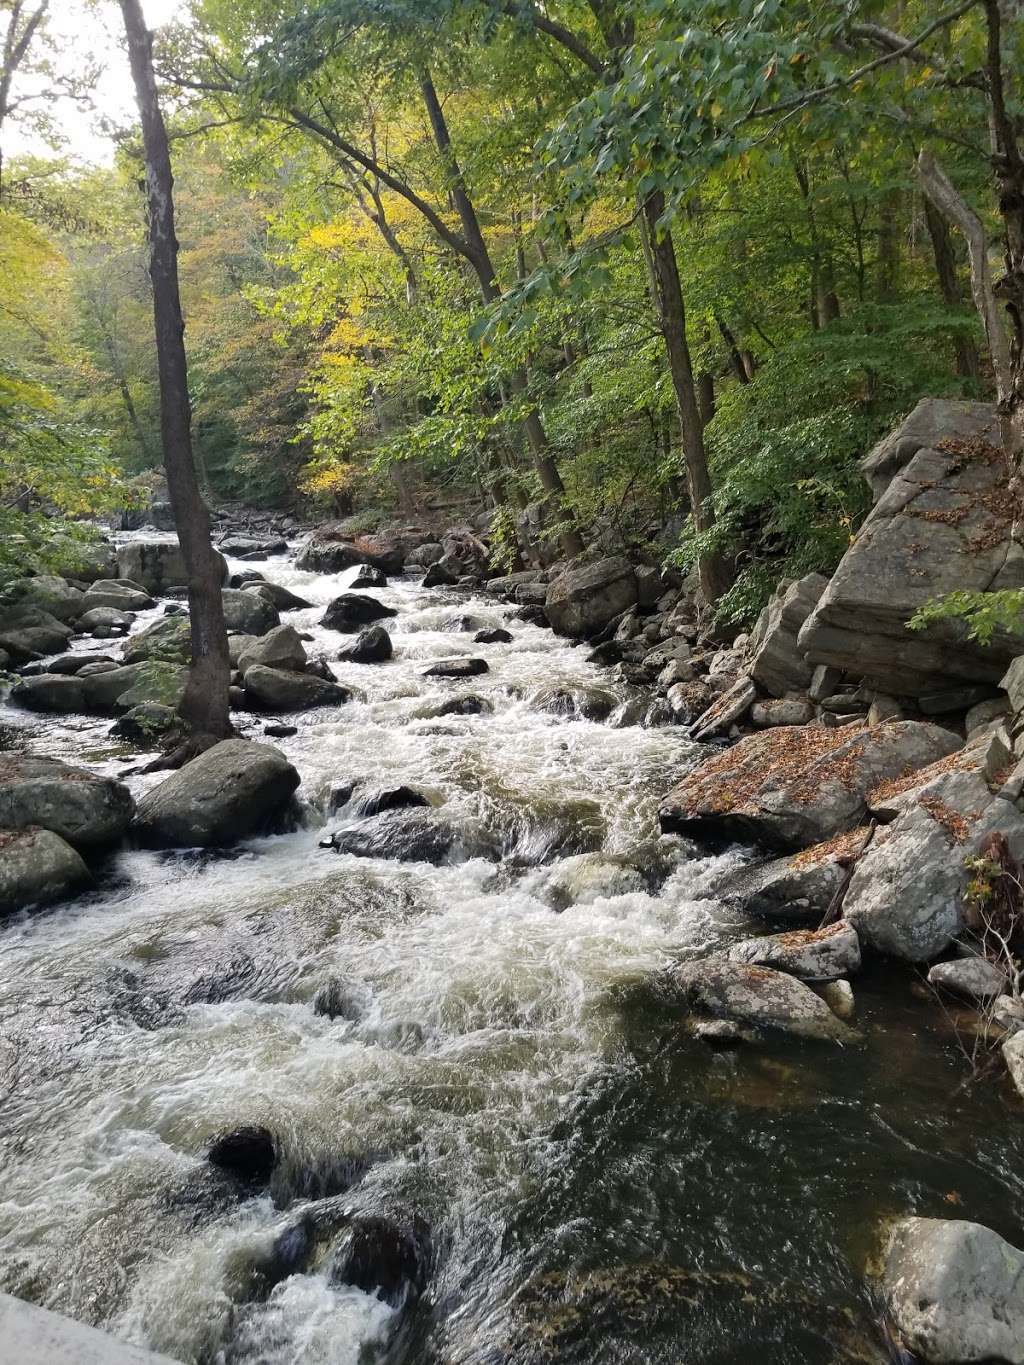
[544,557,638,638]
[243,580,313,611]
[221,588,279,635]
[207,1125,276,1182]
[352,533,405,574]
[485,570,543,596]
[745,574,828,697]
[330,1215,430,1309]
[665,680,716,725]
[883,1217,1024,1364]
[0,827,89,914]
[927,956,1008,1003]
[664,956,854,1042]
[34,652,115,676]
[337,625,393,663]
[432,694,492,718]
[422,657,488,679]
[296,530,403,575]
[422,560,458,588]
[111,663,188,712]
[0,754,134,847]
[321,593,398,632]
[474,627,513,644]
[110,702,182,747]
[117,540,227,595]
[123,615,192,665]
[689,677,758,741]
[1,575,84,623]
[9,674,88,713]
[243,665,349,712]
[712,833,864,923]
[236,625,307,677]
[79,606,133,634]
[326,807,472,863]
[726,921,861,982]
[354,784,431,817]
[800,401,1024,697]
[0,607,73,662]
[218,534,287,557]
[660,722,961,852]
[134,739,300,847]
[343,563,387,589]
[544,852,646,910]
[407,542,443,568]
[750,697,815,728]
[80,581,154,613]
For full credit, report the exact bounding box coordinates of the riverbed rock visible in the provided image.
[927,956,1008,1003]
[9,673,89,712]
[750,697,815,728]
[236,625,307,677]
[243,580,313,611]
[123,615,192,665]
[0,607,73,662]
[660,721,961,852]
[117,540,227,595]
[422,560,458,588]
[337,625,393,663]
[689,676,758,741]
[207,1125,276,1182]
[746,574,828,697]
[330,1214,430,1308]
[110,702,183,747]
[407,542,443,568]
[134,739,301,847]
[544,556,638,638]
[326,807,473,863]
[0,826,90,914]
[80,581,155,613]
[432,694,492,718]
[531,683,616,721]
[1003,1031,1024,1098]
[423,657,489,679]
[220,588,279,635]
[665,956,854,1042]
[219,534,287,557]
[2,574,84,624]
[726,921,861,982]
[321,593,398,632]
[799,401,1024,697]
[712,834,862,923]
[474,628,513,644]
[354,784,431,817]
[544,852,646,910]
[79,605,134,634]
[883,1216,1024,1364]
[343,563,387,589]
[91,662,187,713]
[243,665,349,712]
[0,754,134,847]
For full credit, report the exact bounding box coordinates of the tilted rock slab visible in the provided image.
[544,557,638,638]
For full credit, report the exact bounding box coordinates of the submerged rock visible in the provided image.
[354,785,431,817]
[422,657,488,679]
[326,807,474,863]
[345,563,388,589]
[474,627,513,644]
[544,852,646,910]
[321,593,398,632]
[207,1125,276,1183]
[432,694,492,718]
[134,740,300,847]
[329,1214,431,1309]
[883,1216,1024,1364]
[927,956,1008,1003]
[0,754,134,847]
[0,826,89,914]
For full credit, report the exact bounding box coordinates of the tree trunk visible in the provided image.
[641,191,729,604]
[417,68,585,559]
[922,195,981,382]
[119,0,230,740]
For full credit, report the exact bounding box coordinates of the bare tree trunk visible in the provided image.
[641,191,729,604]
[120,0,230,740]
[922,195,982,382]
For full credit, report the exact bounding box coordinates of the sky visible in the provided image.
[6,0,188,165]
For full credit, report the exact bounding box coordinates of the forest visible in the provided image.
[2,0,1013,626]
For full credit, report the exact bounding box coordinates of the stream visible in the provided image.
[2,540,1024,1364]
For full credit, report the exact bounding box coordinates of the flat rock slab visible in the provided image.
[726,921,861,982]
[0,1292,180,1365]
[884,1217,1024,1364]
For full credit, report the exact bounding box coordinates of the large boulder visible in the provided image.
[337,625,393,663]
[243,665,349,712]
[123,615,192,665]
[117,540,227,595]
[133,739,300,847]
[0,607,73,662]
[660,721,961,852]
[663,955,854,1042]
[221,588,279,635]
[236,625,307,677]
[296,528,404,575]
[321,593,397,632]
[0,754,134,847]
[243,580,313,611]
[711,832,865,923]
[1,575,84,624]
[883,1217,1024,1364]
[544,557,638,638]
[0,827,89,915]
[325,808,478,863]
[80,581,154,614]
[799,400,1024,696]
[745,574,828,697]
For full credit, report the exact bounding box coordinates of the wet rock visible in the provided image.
[208,1125,276,1183]
[134,739,300,847]
[243,665,349,712]
[354,785,431,817]
[0,826,89,914]
[337,625,393,663]
[712,837,856,923]
[422,657,489,680]
[295,539,365,573]
[0,754,134,847]
[230,570,265,588]
[1,574,84,623]
[312,976,364,1021]
[236,625,307,677]
[433,694,492,718]
[75,659,118,676]
[927,956,1008,1003]
[485,570,542,596]
[80,580,154,613]
[330,1214,430,1308]
[544,556,638,638]
[219,534,287,557]
[321,593,398,632]
[118,540,227,594]
[9,673,88,712]
[800,401,1024,697]
[745,574,828,697]
[586,641,623,666]
[883,1216,1024,1364]
[660,721,961,852]
[665,955,854,1042]
[532,684,616,721]
[726,921,861,982]
[474,628,513,644]
[79,605,134,634]
[221,588,280,635]
[750,697,814,727]
[243,580,313,611]
[421,560,458,588]
[110,703,182,747]
[105,662,188,713]
[344,563,388,589]
[123,615,192,665]
[821,978,856,1022]
[544,852,646,910]
[352,533,405,574]
[327,808,470,863]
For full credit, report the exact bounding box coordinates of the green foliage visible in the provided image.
[909,590,1024,646]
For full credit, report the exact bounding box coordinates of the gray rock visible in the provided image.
[664,955,854,1042]
[665,680,715,724]
[862,397,999,500]
[422,559,458,588]
[112,662,188,713]
[1004,1030,1024,1097]
[343,563,387,589]
[110,702,182,747]
[1,574,84,623]
[117,540,227,594]
[221,588,280,635]
[9,674,88,713]
[750,697,814,727]
[800,402,1024,696]
[134,739,300,847]
[0,827,90,914]
[809,664,843,702]
[0,754,134,847]
[218,534,287,556]
[0,1291,179,1364]
[544,557,638,638]
[726,921,861,982]
[746,574,828,697]
[689,676,758,741]
[79,606,133,633]
[338,625,393,663]
[883,1216,1024,1364]
[407,542,444,568]
[966,696,1011,736]
[544,853,646,910]
[660,721,961,852]
[928,956,1008,1002]
[484,570,543,596]
[321,593,398,632]
[243,665,349,711]
[80,581,154,613]
[0,607,73,661]
[712,841,851,922]
[243,580,313,611]
[236,625,307,677]
[423,657,488,679]
[123,615,192,665]
[326,807,474,863]
[821,978,856,1021]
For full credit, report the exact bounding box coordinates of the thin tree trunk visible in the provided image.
[120,0,230,740]
[922,195,981,382]
[641,191,729,603]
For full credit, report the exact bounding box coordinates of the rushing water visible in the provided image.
[2,542,1024,1365]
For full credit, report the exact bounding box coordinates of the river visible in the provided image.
[1,541,1023,1364]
